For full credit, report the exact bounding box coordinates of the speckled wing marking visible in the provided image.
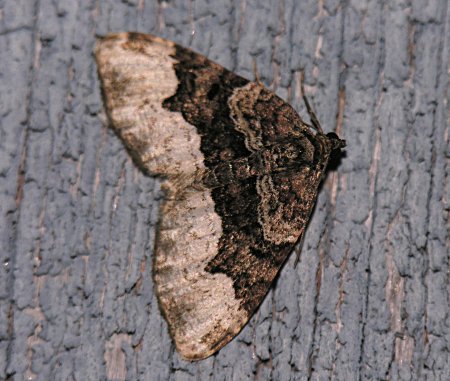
[95,32,345,361]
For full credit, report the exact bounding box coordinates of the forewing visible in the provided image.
[95,33,204,180]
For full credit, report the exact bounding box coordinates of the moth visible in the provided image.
[95,32,345,360]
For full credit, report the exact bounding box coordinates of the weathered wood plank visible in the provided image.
[0,0,448,380]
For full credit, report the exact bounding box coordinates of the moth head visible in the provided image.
[326,132,346,152]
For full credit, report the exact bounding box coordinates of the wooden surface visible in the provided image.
[0,1,448,380]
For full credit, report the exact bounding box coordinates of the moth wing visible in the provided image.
[95,32,333,360]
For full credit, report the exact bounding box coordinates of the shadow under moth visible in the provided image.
[95,32,345,361]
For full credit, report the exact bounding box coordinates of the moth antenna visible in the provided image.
[300,72,323,134]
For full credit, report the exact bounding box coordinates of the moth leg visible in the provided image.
[294,230,306,267]
[300,71,323,134]
[252,58,262,85]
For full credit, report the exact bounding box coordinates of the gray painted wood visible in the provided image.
[0,0,448,380]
